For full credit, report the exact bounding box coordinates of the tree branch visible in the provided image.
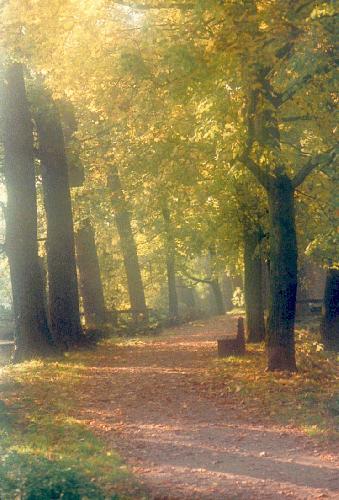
[280,114,314,122]
[239,90,273,191]
[295,189,336,223]
[292,148,336,188]
[240,155,272,191]
[182,271,212,285]
[280,62,334,105]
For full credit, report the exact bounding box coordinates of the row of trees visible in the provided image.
[0,0,337,368]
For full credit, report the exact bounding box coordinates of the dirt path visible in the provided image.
[78,316,339,499]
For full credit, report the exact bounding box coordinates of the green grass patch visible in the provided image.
[0,356,146,499]
[205,328,339,441]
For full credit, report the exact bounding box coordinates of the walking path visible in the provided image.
[77,316,339,499]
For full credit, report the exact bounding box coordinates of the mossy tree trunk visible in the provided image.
[75,220,108,328]
[2,64,53,361]
[243,227,265,342]
[34,93,83,347]
[108,167,148,322]
[321,268,339,351]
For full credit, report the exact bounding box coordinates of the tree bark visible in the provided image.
[1,64,53,361]
[162,206,179,323]
[222,274,233,312]
[107,167,148,321]
[208,247,225,315]
[182,286,197,319]
[243,227,265,342]
[56,100,85,187]
[210,279,226,315]
[75,220,108,328]
[266,176,297,371]
[321,268,339,351]
[34,93,83,347]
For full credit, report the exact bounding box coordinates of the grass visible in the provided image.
[204,327,339,442]
[0,354,146,500]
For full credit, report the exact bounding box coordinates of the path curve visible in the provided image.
[78,316,339,499]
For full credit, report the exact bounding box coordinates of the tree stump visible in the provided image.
[217,317,246,357]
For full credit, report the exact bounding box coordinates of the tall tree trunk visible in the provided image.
[38,255,49,316]
[1,63,53,361]
[208,247,225,315]
[243,227,265,342]
[108,167,148,321]
[34,94,82,347]
[266,176,297,371]
[321,268,339,351]
[210,279,226,315]
[222,274,233,312]
[179,281,197,320]
[162,206,179,323]
[75,220,108,328]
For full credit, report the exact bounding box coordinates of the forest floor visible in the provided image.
[1,314,338,499]
[77,315,338,499]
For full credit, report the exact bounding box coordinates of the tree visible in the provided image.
[75,219,108,328]
[242,99,335,370]
[34,91,83,347]
[162,204,179,323]
[108,166,148,321]
[243,225,265,343]
[1,63,53,361]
